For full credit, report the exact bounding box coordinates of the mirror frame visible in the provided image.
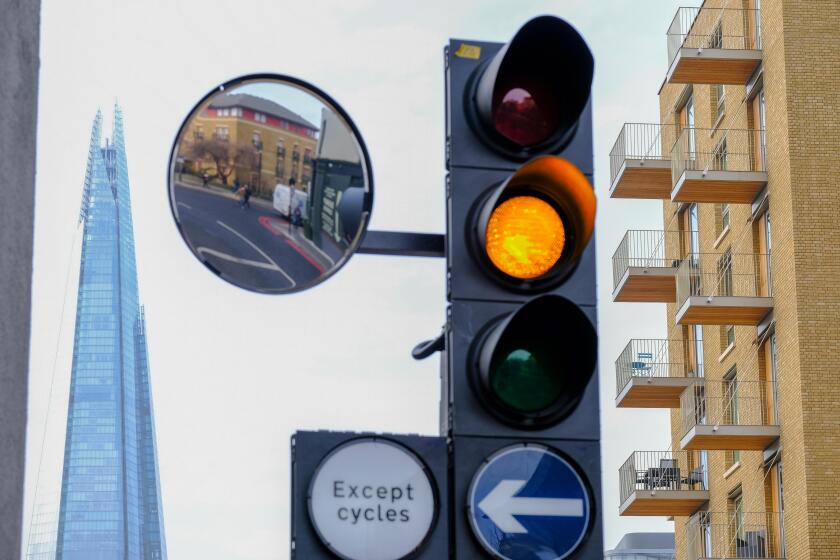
[167,73,375,294]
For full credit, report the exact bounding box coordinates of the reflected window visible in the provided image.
[214,126,229,141]
[193,127,204,141]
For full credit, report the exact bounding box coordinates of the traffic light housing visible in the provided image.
[444,15,603,559]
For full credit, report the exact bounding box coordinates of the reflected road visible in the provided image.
[173,182,330,291]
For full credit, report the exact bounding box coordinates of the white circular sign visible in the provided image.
[308,438,437,560]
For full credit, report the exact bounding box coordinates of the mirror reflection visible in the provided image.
[169,76,372,293]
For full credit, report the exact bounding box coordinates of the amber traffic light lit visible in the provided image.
[485,196,566,279]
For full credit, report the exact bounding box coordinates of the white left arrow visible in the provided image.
[478,479,584,534]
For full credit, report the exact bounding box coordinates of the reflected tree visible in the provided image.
[188,138,258,185]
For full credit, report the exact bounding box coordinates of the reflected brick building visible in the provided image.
[184,92,319,195]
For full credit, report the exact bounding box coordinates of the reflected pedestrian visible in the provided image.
[292,207,302,231]
[202,171,209,188]
[238,184,252,209]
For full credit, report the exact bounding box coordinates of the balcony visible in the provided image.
[671,128,767,204]
[686,512,785,559]
[615,339,698,408]
[666,7,762,85]
[612,230,688,303]
[619,450,708,516]
[609,123,675,199]
[680,380,780,450]
[675,253,773,325]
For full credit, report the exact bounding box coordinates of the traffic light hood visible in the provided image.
[472,294,598,428]
[475,155,596,290]
[473,15,594,154]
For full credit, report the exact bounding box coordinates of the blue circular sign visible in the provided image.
[467,444,592,560]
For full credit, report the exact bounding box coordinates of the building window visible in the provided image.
[304,148,312,165]
[723,366,739,425]
[715,203,730,238]
[717,249,733,296]
[713,137,728,171]
[713,84,726,123]
[700,512,713,558]
[292,146,300,161]
[709,22,723,49]
[214,126,229,141]
[692,324,705,378]
[193,127,204,141]
[252,132,262,151]
[729,488,745,551]
[765,210,773,296]
[682,95,696,161]
[776,461,786,555]
[767,334,780,422]
[254,112,267,123]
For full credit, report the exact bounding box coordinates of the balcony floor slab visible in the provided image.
[680,424,780,450]
[610,159,673,199]
[620,489,709,516]
[672,170,768,204]
[613,267,678,303]
[667,48,763,85]
[676,296,773,325]
[616,376,696,408]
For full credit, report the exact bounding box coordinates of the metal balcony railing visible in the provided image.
[671,128,767,184]
[686,511,785,559]
[609,123,676,187]
[612,230,689,290]
[675,253,771,309]
[615,339,695,397]
[667,7,762,65]
[619,450,707,505]
[680,380,777,437]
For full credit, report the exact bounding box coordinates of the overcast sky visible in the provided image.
[25,1,687,557]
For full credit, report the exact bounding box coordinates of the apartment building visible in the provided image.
[609,1,840,559]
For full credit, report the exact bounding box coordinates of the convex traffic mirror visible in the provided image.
[168,74,373,294]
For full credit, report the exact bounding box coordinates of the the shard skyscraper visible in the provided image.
[51,106,167,560]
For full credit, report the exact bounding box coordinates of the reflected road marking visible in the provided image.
[215,220,296,287]
[197,247,285,271]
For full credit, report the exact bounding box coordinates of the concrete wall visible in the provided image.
[0,0,40,557]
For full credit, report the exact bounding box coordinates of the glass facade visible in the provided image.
[49,107,166,560]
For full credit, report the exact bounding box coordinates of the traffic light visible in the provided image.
[444,16,603,559]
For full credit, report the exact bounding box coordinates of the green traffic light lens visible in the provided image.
[474,295,598,427]
[489,347,563,413]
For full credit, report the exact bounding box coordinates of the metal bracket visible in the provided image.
[358,230,445,258]
[411,330,446,360]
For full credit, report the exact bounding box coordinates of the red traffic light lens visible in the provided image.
[493,85,560,147]
[473,16,593,152]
